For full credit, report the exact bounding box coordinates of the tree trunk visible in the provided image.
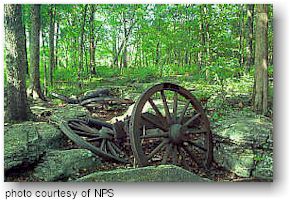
[78,5,88,88]
[89,5,96,75]
[42,31,47,96]
[155,42,160,66]
[55,22,59,69]
[29,4,45,100]
[239,4,245,68]
[122,11,128,68]
[253,4,268,115]
[4,4,32,121]
[246,4,255,72]
[198,5,206,70]
[49,5,55,86]
[23,23,29,75]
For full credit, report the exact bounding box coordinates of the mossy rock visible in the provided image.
[33,149,102,181]
[213,114,273,179]
[215,114,273,146]
[49,105,89,123]
[214,144,255,177]
[4,121,64,172]
[77,165,211,182]
[252,150,273,180]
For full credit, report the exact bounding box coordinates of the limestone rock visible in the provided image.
[33,149,102,181]
[4,122,64,172]
[213,114,273,180]
[77,165,211,182]
[49,105,89,123]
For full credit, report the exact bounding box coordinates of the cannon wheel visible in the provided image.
[59,118,128,163]
[129,83,213,169]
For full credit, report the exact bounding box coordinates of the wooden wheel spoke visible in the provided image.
[187,141,207,152]
[111,142,124,155]
[70,122,95,133]
[100,140,106,151]
[172,145,178,165]
[147,139,169,160]
[173,92,178,122]
[71,129,99,137]
[79,121,99,133]
[68,122,86,131]
[148,98,165,122]
[182,145,200,165]
[162,143,172,164]
[182,113,201,128]
[141,114,167,131]
[87,137,102,142]
[186,128,207,134]
[140,129,168,139]
[107,141,118,157]
[178,100,191,124]
[160,90,172,124]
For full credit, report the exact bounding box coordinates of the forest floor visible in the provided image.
[50,73,273,122]
[5,74,273,182]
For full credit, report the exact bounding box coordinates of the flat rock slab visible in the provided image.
[33,149,102,181]
[215,115,273,147]
[213,113,273,180]
[77,165,211,182]
[49,105,89,123]
[4,122,64,172]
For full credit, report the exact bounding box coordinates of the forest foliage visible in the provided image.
[4,4,273,120]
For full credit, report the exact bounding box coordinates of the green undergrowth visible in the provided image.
[4,64,273,123]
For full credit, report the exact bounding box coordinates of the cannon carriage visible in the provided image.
[60,83,213,171]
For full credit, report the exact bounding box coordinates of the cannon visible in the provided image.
[59,83,213,170]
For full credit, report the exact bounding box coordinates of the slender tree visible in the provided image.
[29,4,45,100]
[254,4,268,115]
[198,5,206,70]
[55,22,60,69]
[246,4,255,71]
[122,11,128,68]
[4,4,32,121]
[42,31,47,96]
[78,4,88,88]
[89,5,96,75]
[239,4,245,68]
[49,4,55,86]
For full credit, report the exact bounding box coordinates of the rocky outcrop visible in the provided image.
[49,104,89,123]
[33,149,102,181]
[77,165,211,182]
[213,113,273,180]
[4,122,65,172]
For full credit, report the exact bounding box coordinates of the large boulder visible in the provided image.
[33,149,102,181]
[4,122,65,172]
[77,165,211,182]
[213,113,273,180]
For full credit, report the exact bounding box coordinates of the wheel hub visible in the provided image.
[169,124,185,143]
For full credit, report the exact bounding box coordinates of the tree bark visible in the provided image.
[239,4,245,68]
[23,23,29,75]
[122,11,128,69]
[55,22,60,69]
[89,5,96,75]
[49,5,55,86]
[4,4,32,121]
[42,31,47,96]
[254,4,268,115]
[29,4,45,100]
[78,5,88,88]
[246,4,255,71]
[198,5,206,70]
